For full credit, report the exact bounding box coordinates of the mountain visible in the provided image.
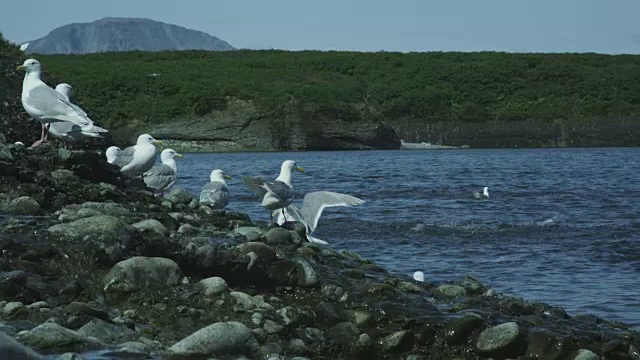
[22,17,234,54]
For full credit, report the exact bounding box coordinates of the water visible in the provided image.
[175,148,640,328]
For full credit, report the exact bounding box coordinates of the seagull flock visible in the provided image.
[16,58,369,243]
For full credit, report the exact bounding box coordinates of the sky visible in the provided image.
[1,0,640,54]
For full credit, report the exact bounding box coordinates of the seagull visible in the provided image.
[111,134,162,177]
[273,191,364,244]
[200,169,232,209]
[17,59,106,148]
[472,186,490,200]
[143,148,183,195]
[244,160,304,223]
[47,83,108,146]
[413,271,425,282]
[105,146,122,164]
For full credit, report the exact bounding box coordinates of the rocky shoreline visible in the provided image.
[0,139,639,360]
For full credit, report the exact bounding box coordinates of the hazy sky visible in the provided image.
[2,0,639,53]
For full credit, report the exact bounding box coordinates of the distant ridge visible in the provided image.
[21,17,234,54]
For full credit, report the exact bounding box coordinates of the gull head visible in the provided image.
[483,187,489,197]
[16,58,41,73]
[282,160,304,174]
[55,83,73,99]
[160,148,183,162]
[413,271,425,282]
[137,134,162,146]
[211,169,232,182]
[105,146,122,163]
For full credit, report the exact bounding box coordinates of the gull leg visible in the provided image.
[282,208,288,223]
[30,125,46,148]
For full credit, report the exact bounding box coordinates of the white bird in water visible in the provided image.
[200,169,232,209]
[47,83,108,146]
[273,191,365,244]
[111,134,162,177]
[413,271,425,282]
[143,148,183,195]
[17,59,107,148]
[472,186,490,200]
[244,160,304,223]
[105,146,122,164]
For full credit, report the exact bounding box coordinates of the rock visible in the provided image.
[0,144,13,162]
[0,323,18,336]
[103,257,183,294]
[302,327,325,343]
[288,338,307,354]
[236,242,277,263]
[231,291,255,311]
[199,277,228,298]
[251,312,264,327]
[0,270,28,298]
[0,331,44,359]
[65,302,109,323]
[232,226,265,237]
[264,227,291,245]
[27,301,50,310]
[321,284,346,302]
[167,321,260,359]
[293,257,318,287]
[460,276,485,294]
[526,328,564,360]
[436,284,467,297]
[476,322,524,358]
[379,330,413,353]
[575,349,601,360]
[315,302,341,326]
[165,189,194,205]
[263,319,284,334]
[16,323,94,350]
[132,219,169,236]
[48,215,130,241]
[4,301,26,317]
[327,322,360,346]
[7,196,41,215]
[342,310,372,327]
[355,333,373,355]
[76,318,136,343]
[177,223,198,235]
[101,341,153,358]
[446,313,484,345]
[56,353,86,360]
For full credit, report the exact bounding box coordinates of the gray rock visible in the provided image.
[232,226,265,237]
[7,196,41,215]
[56,353,86,360]
[165,189,194,205]
[4,301,26,317]
[293,257,318,287]
[103,257,183,294]
[236,242,277,263]
[379,330,413,353]
[251,312,264,327]
[263,319,283,334]
[167,321,260,359]
[0,323,18,336]
[199,277,228,298]
[27,301,49,310]
[231,291,255,311]
[446,313,484,345]
[302,327,325,343]
[460,276,485,294]
[342,310,372,327]
[327,322,360,346]
[102,341,153,357]
[132,219,169,236]
[16,323,94,350]
[437,284,467,297]
[264,227,291,245]
[0,331,44,359]
[575,349,601,360]
[476,322,522,357]
[0,144,13,161]
[48,215,130,240]
[355,333,373,354]
[76,318,136,343]
[177,223,198,235]
[288,338,307,354]
[79,202,130,217]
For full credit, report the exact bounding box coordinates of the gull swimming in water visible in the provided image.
[472,186,490,200]
[244,160,304,223]
[273,191,365,244]
[17,59,107,148]
[47,83,108,146]
[200,169,232,209]
[105,146,122,164]
[143,148,183,194]
[111,134,162,177]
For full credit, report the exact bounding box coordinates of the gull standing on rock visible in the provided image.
[112,134,162,177]
[273,191,365,244]
[143,148,183,195]
[17,59,107,148]
[47,83,109,146]
[200,169,232,209]
[244,160,304,223]
[473,186,490,200]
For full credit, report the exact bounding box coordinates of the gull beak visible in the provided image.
[175,153,184,158]
[224,174,233,180]
[153,140,163,146]
[16,65,25,71]
[296,166,304,173]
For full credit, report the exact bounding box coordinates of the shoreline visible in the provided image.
[0,142,638,359]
